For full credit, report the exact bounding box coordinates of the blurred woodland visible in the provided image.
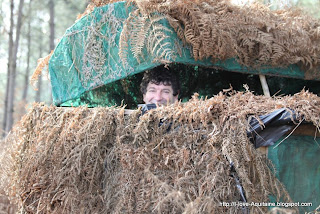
[0,0,320,138]
[0,0,89,137]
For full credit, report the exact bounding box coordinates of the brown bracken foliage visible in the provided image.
[37,0,320,84]
[119,0,320,74]
[1,90,320,213]
[76,0,123,20]
[30,51,53,91]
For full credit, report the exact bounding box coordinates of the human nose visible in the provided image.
[155,91,162,101]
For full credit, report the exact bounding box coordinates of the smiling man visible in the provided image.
[140,65,180,105]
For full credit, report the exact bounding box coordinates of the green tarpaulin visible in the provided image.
[268,135,320,212]
[49,1,308,107]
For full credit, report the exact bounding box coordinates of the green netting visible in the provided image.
[49,1,309,107]
[268,135,320,213]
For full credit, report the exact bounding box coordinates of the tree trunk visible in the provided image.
[22,0,32,102]
[5,0,25,134]
[48,0,55,104]
[85,0,90,9]
[2,0,14,136]
[35,33,43,102]
[49,0,55,51]
[35,75,42,102]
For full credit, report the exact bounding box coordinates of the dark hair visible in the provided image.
[140,65,180,96]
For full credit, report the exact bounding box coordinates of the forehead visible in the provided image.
[147,82,173,90]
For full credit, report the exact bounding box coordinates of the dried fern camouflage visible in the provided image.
[1,91,320,213]
[118,0,320,70]
[40,0,320,106]
[39,0,320,93]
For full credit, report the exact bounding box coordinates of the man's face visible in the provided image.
[143,82,178,105]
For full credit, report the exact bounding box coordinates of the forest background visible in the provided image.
[0,0,319,138]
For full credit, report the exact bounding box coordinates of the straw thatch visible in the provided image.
[0,190,17,214]
[1,90,320,213]
[0,141,18,214]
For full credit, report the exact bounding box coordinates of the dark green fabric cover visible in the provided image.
[49,1,310,106]
[268,135,320,212]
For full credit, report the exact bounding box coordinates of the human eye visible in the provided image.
[163,90,170,94]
